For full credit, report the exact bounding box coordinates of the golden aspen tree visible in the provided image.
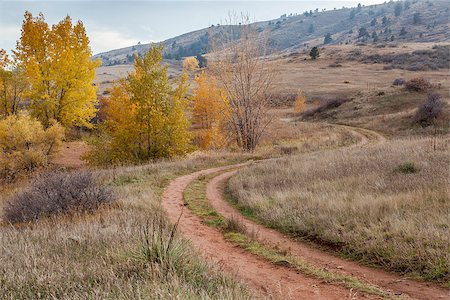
[294,90,307,113]
[14,12,100,128]
[192,71,229,149]
[182,56,199,71]
[129,45,191,160]
[85,46,192,165]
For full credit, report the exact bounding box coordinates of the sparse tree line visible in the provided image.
[1,12,275,179]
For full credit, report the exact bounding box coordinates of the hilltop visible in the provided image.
[93,0,450,65]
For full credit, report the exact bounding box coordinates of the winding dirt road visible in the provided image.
[206,170,449,300]
[162,163,367,299]
[161,125,448,299]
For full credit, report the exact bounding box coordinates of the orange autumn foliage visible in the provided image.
[294,90,307,113]
[192,72,229,149]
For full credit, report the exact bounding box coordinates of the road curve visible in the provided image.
[161,163,362,299]
[206,170,449,300]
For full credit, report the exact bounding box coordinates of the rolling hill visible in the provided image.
[93,0,450,66]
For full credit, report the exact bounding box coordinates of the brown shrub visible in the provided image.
[269,92,297,107]
[405,77,432,92]
[3,170,115,223]
[413,92,445,125]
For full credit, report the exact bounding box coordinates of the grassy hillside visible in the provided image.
[93,0,450,66]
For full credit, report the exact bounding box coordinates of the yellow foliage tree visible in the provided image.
[192,71,229,149]
[85,46,192,165]
[0,114,64,181]
[294,90,307,113]
[14,12,100,128]
[182,56,199,72]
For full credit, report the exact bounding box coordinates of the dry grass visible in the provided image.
[301,86,449,137]
[259,110,360,155]
[272,44,449,98]
[0,154,253,299]
[228,138,450,282]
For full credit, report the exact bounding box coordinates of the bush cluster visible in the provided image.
[405,77,433,92]
[0,115,64,182]
[3,170,115,223]
[352,45,450,71]
[413,92,445,125]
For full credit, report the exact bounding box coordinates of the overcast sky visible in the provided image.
[1,1,385,55]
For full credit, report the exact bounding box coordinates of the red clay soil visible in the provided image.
[207,170,450,300]
[162,163,377,299]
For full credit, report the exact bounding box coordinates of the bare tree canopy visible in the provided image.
[209,14,276,152]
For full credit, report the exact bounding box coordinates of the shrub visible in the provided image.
[413,92,445,125]
[224,215,247,234]
[269,92,297,107]
[3,170,115,223]
[137,213,187,275]
[392,78,405,86]
[303,97,348,117]
[294,91,306,113]
[405,77,432,92]
[395,162,419,174]
[0,115,64,182]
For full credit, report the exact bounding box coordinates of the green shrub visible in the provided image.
[395,162,419,174]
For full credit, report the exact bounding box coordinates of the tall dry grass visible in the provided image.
[0,154,252,299]
[228,138,450,282]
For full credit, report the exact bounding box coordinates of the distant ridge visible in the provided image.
[93,0,450,66]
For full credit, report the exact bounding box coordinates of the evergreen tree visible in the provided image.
[309,47,320,60]
[358,27,369,38]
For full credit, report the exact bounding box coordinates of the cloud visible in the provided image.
[89,28,141,54]
[0,25,21,53]
[0,23,144,55]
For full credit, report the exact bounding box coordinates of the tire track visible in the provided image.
[161,163,362,299]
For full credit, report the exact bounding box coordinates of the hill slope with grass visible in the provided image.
[93,0,450,65]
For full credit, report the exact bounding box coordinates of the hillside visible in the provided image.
[93,0,450,65]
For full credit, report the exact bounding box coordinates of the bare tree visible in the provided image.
[209,14,276,152]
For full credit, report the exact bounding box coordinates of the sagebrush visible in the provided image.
[3,170,114,223]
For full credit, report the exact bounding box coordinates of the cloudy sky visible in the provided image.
[1,1,384,55]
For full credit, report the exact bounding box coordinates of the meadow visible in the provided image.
[0,154,253,299]
[228,137,450,282]
[1,3,449,297]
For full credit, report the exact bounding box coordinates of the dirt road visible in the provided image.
[161,163,368,299]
